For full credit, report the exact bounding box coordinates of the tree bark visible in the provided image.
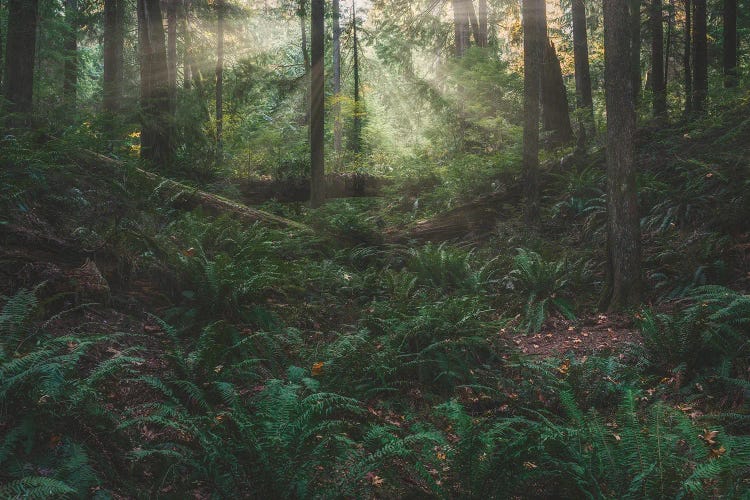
[138,0,174,166]
[683,0,692,115]
[216,0,224,161]
[63,0,78,108]
[692,0,707,113]
[452,0,470,57]
[651,0,666,118]
[603,0,642,310]
[723,0,738,87]
[310,0,325,208]
[522,0,545,225]
[332,0,342,162]
[542,38,574,146]
[103,0,124,114]
[630,0,642,104]
[3,0,39,118]
[167,0,177,106]
[477,0,488,47]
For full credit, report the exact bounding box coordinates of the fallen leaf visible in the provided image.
[523,462,537,469]
[311,362,325,376]
[557,359,571,375]
[700,429,719,446]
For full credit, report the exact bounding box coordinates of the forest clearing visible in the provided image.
[1,0,749,498]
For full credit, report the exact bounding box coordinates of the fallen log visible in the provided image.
[65,148,312,232]
[238,173,390,205]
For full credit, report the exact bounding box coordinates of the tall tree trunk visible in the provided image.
[542,38,574,146]
[683,0,692,115]
[216,0,224,161]
[692,0,707,113]
[723,0,738,87]
[3,0,39,119]
[665,0,674,88]
[452,0,470,57]
[167,0,177,106]
[522,0,545,225]
[603,0,642,311]
[465,0,481,48]
[182,0,191,90]
[351,1,362,154]
[572,0,593,112]
[477,0,488,47]
[310,0,325,208]
[63,0,78,108]
[299,0,310,126]
[651,0,666,118]
[0,3,4,92]
[630,0,642,104]
[103,0,124,114]
[332,0,342,162]
[138,0,174,166]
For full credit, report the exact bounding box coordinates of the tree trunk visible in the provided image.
[651,0,666,118]
[542,38,574,146]
[664,0,675,88]
[63,0,78,108]
[723,0,738,87]
[603,0,642,310]
[692,0,707,113]
[683,0,692,115]
[477,0,488,47]
[103,0,124,114]
[216,0,224,161]
[572,0,593,111]
[332,0,342,162]
[465,0,481,48]
[138,0,174,166]
[310,0,325,208]
[167,0,177,106]
[522,0,545,225]
[182,0,191,90]
[630,0,642,104]
[351,1,362,154]
[3,0,39,118]
[452,0,470,57]
[299,0,310,126]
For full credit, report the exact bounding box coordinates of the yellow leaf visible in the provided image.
[311,362,325,376]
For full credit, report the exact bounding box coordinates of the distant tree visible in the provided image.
[542,38,574,146]
[477,0,488,47]
[452,0,470,57]
[310,0,325,207]
[651,0,666,118]
[571,0,593,114]
[138,0,174,165]
[723,0,738,87]
[3,0,39,120]
[167,0,178,106]
[603,0,642,310]
[692,0,707,113]
[351,1,362,154]
[332,0,343,161]
[182,0,191,90]
[216,0,224,161]
[63,0,78,107]
[683,0,692,115]
[521,0,545,225]
[103,0,124,114]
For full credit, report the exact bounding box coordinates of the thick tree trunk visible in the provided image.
[683,0,692,115]
[167,0,177,105]
[651,0,666,118]
[542,38,574,146]
[630,0,642,104]
[692,0,707,113]
[723,0,738,87]
[3,0,39,118]
[216,0,224,161]
[63,0,78,107]
[572,0,593,112]
[332,0,342,162]
[452,0,470,57]
[522,0,545,225]
[103,0,124,114]
[477,0,488,47]
[310,0,325,208]
[138,0,174,166]
[351,1,362,154]
[603,0,642,310]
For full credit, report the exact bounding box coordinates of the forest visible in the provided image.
[0,0,749,497]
